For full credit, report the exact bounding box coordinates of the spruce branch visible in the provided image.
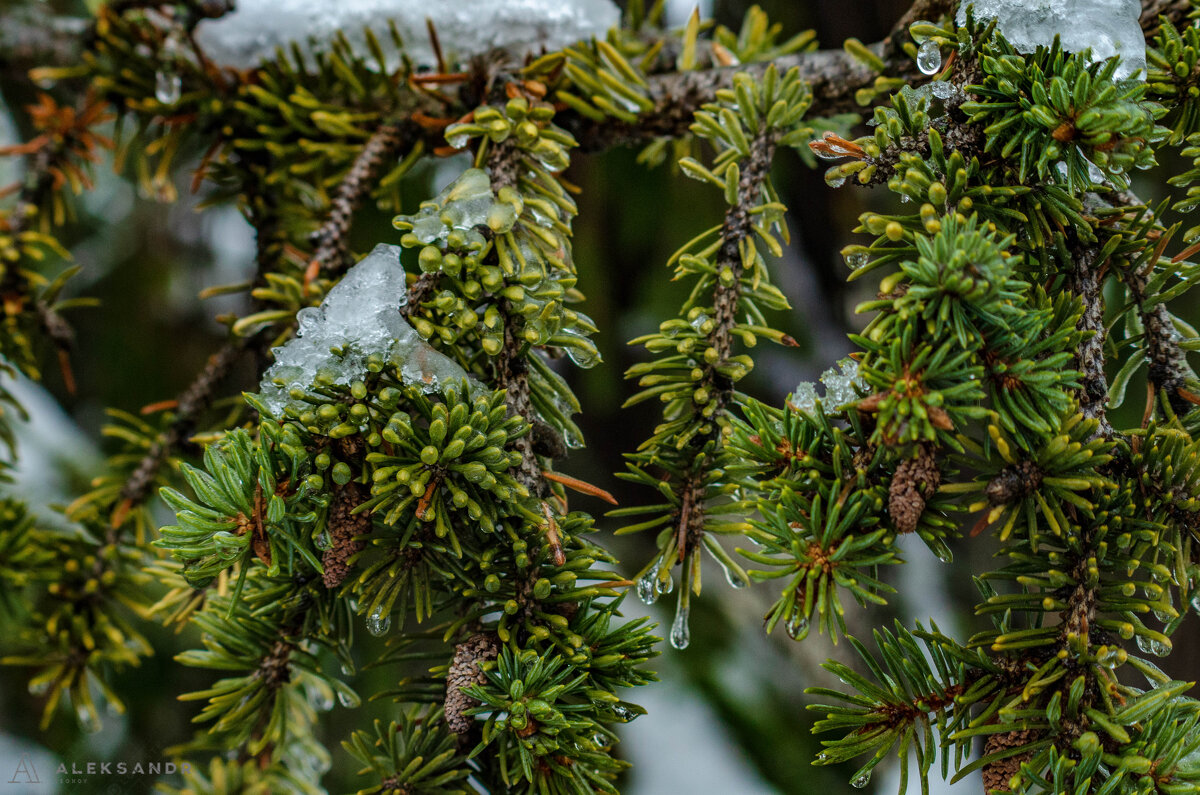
[309,121,409,277]
[1069,244,1114,438]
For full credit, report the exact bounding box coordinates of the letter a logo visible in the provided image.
[8,754,40,783]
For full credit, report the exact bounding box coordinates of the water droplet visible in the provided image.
[717,559,747,589]
[658,569,675,596]
[825,174,846,188]
[1190,590,1200,614]
[76,704,101,733]
[786,613,809,640]
[1153,608,1174,623]
[310,688,333,711]
[851,771,872,789]
[934,545,953,563]
[843,251,869,269]
[566,344,600,369]
[1084,156,1106,185]
[669,604,691,650]
[816,752,830,763]
[1097,646,1123,668]
[337,688,361,708]
[447,133,470,149]
[28,679,50,697]
[689,313,711,333]
[366,607,391,637]
[314,531,332,551]
[916,39,942,75]
[611,703,635,721]
[636,574,658,605]
[1135,634,1170,657]
[155,71,182,105]
[340,660,356,676]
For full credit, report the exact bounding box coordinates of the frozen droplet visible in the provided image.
[916,39,942,75]
[851,772,872,789]
[669,606,691,650]
[155,71,182,105]
[786,613,809,640]
[366,607,392,637]
[636,574,658,605]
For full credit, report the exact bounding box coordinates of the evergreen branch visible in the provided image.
[1121,262,1193,416]
[1069,244,1114,438]
[308,121,408,277]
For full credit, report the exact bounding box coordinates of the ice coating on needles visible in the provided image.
[195,0,620,71]
[956,0,1145,80]
[790,358,867,413]
[256,244,471,416]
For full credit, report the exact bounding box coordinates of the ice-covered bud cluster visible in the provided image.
[195,0,620,71]
[256,244,470,416]
[397,168,507,250]
[957,0,1145,80]
[790,358,867,414]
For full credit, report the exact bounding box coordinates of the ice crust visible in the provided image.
[957,0,1145,80]
[195,0,620,70]
[791,358,867,413]
[257,244,470,416]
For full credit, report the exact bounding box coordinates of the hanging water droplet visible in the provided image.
[934,544,953,563]
[1084,156,1106,185]
[916,39,942,75]
[723,567,747,589]
[636,574,658,605]
[1190,590,1200,614]
[611,703,635,721]
[76,704,101,733]
[1096,646,1123,668]
[851,771,872,789]
[1153,607,1174,623]
[786,613,809,640]
[366,608,391,637]
[310,688,333,712]
[156,70,182,105]
[1135,634,1170,657]
[816,752,830,763]
[340,660,356,676]
[658,569,675,596]
[669,604,691,650]
[447,133,470,149]
[689,313,711,333]
[28,679,50,696]
[566,344,600,369]
[337,688,361,708]
[825,174,846,188]
[843,251,869,270]
[314,531,332,551]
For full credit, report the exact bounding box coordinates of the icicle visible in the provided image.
[669,589,691,650]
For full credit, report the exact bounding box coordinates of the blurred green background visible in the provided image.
[2,0,1196,793]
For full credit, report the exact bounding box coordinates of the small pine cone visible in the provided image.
[981,728,1038,792]
[985,460,1043,505]
[888,446,941,534]
[444,633,500,735]
[322,480,371,589]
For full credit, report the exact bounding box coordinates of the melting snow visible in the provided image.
[195,0,620,70]
[957,0,1145,80]
[257,244,470,416]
